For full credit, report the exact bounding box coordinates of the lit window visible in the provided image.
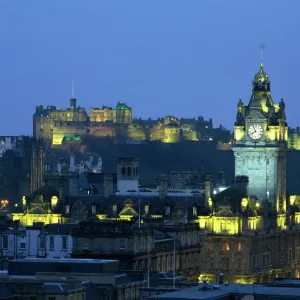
[193,206,197,216]
[222,242,230,251]
[237,242,242,251]
[145,205,149,215]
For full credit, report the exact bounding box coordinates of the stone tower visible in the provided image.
[116,156,139,193]
[233,63,288,214]
[30,139,45,192]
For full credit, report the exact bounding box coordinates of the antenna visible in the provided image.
[260,44,265,66]
[72,80,75,98]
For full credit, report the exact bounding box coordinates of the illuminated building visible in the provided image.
[33,95,230,145]
[233,62,288,218]
[12,186,62,226]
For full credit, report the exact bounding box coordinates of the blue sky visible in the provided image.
[0,0,299,135]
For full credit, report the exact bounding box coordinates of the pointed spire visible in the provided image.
[72,79,75,98]
[260,44,265,68]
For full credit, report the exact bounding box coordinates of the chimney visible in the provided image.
[104,174,114,199]
[217,171,226,186]
[205,175,213,206]
[69,155,75,172]
[159,174,168,200]
[89,155,93,170]
[235,176,249,196]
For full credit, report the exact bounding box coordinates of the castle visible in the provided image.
[33,99,231,145]
[10,60,300,284]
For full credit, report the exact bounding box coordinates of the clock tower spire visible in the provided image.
[233,59,288,227]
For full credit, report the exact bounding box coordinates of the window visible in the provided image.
[222,242,230,251]
[49,236,54,250]
[145,205,149,215]
[2,236,8,249]
[193,206,197,216]
[62,236,67,250]
[210,259,214,269]
[221,258,229,271]
[237,242,242,251]
[113,204,117,215]
[120,240,125,249]
[209,242,214,250]
[39,235,45,249]
[236,258,241,271]
[65,205,70,214]
[92,205,96,214]
[20,242,26,249]
[48,297,56,300]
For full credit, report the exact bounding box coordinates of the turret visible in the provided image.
[70,98,77,110]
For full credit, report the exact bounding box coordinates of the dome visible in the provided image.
[28,185,59,202]
[252,64,270,92]
[214,187,246,213]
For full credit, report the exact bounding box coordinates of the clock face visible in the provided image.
[248,124,263,140]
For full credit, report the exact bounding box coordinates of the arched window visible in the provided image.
[121,166,126,175]
[127,167,131,176]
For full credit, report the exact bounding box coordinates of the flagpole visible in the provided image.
[138,197,141,228]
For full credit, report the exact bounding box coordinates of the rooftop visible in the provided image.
[12,258,118,264]
[152,283,300,300]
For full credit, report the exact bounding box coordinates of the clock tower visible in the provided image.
[233,63,288,214]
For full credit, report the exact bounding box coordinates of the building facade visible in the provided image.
[33,97,230,145]
[233,63,288,214]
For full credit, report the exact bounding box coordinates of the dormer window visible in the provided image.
[145,204,149,215]
[193,206,197,216]
[92,205,96,214]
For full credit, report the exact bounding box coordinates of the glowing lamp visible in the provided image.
[241,198,248,208]
[51,196,59,208]
[290,195,296,206]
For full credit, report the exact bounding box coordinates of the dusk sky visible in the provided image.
[0,1,299,135]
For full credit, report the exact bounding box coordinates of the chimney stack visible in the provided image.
[104,174,114,199]
[159,174,168,200]
[205,175,213,206]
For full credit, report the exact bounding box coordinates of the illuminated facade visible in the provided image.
[12,186,62,226]
[33,98,229,145]
[233,63,288,213]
